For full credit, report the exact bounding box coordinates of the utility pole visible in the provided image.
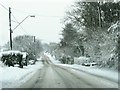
[33,36,36,61]
[33,36,35,56]
[33,36,35,55]
[8,8,35,50]
[9,7,12,50]
[33,36,35,42]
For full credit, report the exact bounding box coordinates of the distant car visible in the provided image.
[90,62,97,66]
[82,62,97,67]
[83,63,91,66]
[28,60,35,65]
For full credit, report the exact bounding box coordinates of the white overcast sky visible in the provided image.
[0,0,75,46]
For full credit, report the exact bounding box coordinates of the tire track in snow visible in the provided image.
[52,65,93,88]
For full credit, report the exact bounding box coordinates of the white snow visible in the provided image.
[74,56,90,64]
[0,60,43,88]
[45,53,118,83]
[0,50,21,56]
[21,52,28,58]
[0,52,118,89]
[57,64,118,83]
[0,50,28,59]
[44,52,61,64]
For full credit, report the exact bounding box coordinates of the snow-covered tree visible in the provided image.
[4,35,43,60]
[61,1,120,69]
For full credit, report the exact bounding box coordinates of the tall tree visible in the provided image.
[65,1,120,33]
[61,23,78,46]
[4,35,43,59]
[63,1,120,68]
[60,23,84,57]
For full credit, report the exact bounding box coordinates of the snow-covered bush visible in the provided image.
[74,56,92,65]
[59,55,74,64]
[0,50,28,68]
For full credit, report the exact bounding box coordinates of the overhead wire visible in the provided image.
[11,7,63,18]
[0,2,63,36]
[11,13,30,35]
[0,2,9,11]
[0,2,29,35]
[0,1,64,18]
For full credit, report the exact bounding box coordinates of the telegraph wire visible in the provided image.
[11,8,33,15]
[36,14,63,18]
[0,2,63,35]
[0,2,29,35]
[0,2,8,11]
[0,2,63,18]
[11,13,30,35]
[11,7,63,18]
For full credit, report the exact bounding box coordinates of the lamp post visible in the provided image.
[13,15,35,31]
[9,13,35,50]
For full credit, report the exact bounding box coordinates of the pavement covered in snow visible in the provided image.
[0,59,43,89]
[57,64,118,83]
[0,52,119,89]
[45,52,118,83]
[44,53,61,64]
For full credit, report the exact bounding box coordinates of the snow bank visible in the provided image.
[57,64,118,83]
[44,53,118,83]
[0,60,43,88]
[44,52,61,64]
[45,53,118,82]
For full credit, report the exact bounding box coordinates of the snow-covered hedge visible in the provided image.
[0,50,28,68]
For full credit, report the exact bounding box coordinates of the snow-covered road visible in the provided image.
[19,54,118,88]
[0,53,119,89]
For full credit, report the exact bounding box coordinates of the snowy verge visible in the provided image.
[45,53,118,83]
[57,64,118,83]
[44,52,61,64]
[0,60,43,88]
